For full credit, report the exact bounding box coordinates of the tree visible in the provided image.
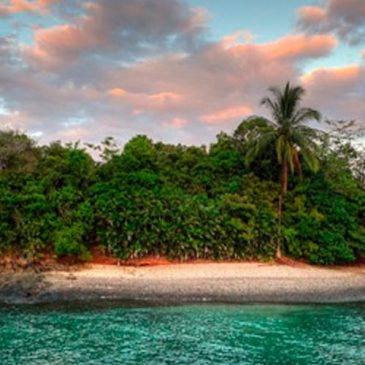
[0,130,38,173]
[243,82,321,258]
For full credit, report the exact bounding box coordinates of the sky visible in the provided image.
[0,0,364,147]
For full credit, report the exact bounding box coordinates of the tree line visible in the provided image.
[0,83,364,265]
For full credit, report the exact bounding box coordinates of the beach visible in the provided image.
[1,262,364,305]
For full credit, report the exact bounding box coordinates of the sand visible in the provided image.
[0,263,364,305]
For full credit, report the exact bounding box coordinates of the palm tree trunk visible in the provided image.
[277,158,288,259]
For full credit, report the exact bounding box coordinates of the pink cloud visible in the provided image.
[103,32,336,124]
[0,0,58,15]
[302,65,363,86]
[2,26,342,145]
[262,34,336,60]
[162,117,188,128]
[27,24,100,69]
[301,65,365,123]
[297,0,365,44]
[297,6,326,25]
[222,30,254,47]
[0,0,362,147]
[105,89,184,114]
[107,88,127,97]
[25,0,208,70]
[199,106,252,124]
[147,92,183,110]
[221,34,336,61]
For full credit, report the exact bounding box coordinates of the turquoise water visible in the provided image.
[0,303,364,364]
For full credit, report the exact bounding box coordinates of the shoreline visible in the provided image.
[1,263,364,305]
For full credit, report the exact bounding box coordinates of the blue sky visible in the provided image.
[188,0,314,41]
[0,0,364,145]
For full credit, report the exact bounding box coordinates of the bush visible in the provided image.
[0,130,363,265]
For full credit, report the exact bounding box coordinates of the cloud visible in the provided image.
[297,0,365,44]
[25,0,208,71]
[162,117,188,128]
[147,92,183,111]
[0,0,59,15]
[148,92,182,102]
[199,106,252,124]
[297,6,327,26]
[0,23,340,146]
[222,30,254,46]
[301,65,365,123]
[218,33,336,62]
[107,88,127,97]
[262,34,336,60]
[0,0,363,147]
[302,65,363,86]
[104,33,336,123]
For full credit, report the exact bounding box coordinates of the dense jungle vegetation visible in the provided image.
[0,83,364,265]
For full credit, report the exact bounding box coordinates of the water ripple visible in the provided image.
[0,304,364,364]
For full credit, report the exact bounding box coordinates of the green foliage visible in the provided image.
[0,121,363,265]
[0,138,95,260]
[0,131,39,173]
[91,181,276,260]
[283,168,365,264]
[54,224,91,261]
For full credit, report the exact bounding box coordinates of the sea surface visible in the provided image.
[0,303,364,364]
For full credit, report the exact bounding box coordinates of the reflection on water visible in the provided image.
[0,303,364,364]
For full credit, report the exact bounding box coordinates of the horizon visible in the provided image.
[0,0,364,147]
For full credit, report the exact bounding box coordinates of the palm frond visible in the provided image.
[300,146,320,173]
[292,128,321,150]
[292,108,321,126]
[245,130,276,166]
[283,84,305,120]
[261,97,281,124]
[248,81,321,176]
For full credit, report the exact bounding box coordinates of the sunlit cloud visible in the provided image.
[0,0,59,15]
[162,117,188,128]
[107,88,127,97]
[0,0,363,146]
[199,106,252,124]
[301,65,365,122]
[297,0,365,44]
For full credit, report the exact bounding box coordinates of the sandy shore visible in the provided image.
[0,263,365,305]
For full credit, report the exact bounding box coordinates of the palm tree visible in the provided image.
[243,82,321,258]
